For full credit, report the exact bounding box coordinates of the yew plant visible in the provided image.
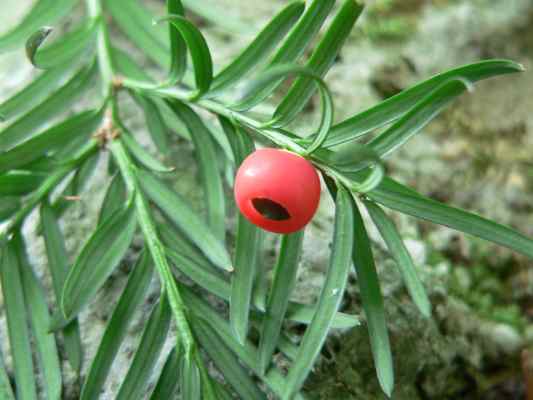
[0,0,530,399]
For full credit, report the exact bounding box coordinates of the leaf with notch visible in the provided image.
[116,297,171,400]
[368,78,472,157]
[81,252,153,400]
[283,187,354,399]
[364,200,431,317]
[368,178,533,259]
[275,0,363,125]
[192,317,266,400]
[168,101,225,240]
[258,231,304,374]
[156,15,213,96]
[137,169,232,270]
[0,241,37,400]
[0,109,102,174]
[0,62,97,150]
[61,201,137,320]
[40,203,83,373]
[0,0,78,51]
[322,59,524,148]
[14,235,62,400]
[26,20,97,69]
[209,1,305,94]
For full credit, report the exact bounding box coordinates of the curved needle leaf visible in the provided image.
[258,231,304,374]
[14,235,62,400]
[368,178,533,260]
[275,0,363,125]
[61,202,137,320]
[0,0,78,51]
[41,203,83,373]
[169,101,226,241]
[115,297,172,400]
[137,169,232,270]
[368,78,472,157]
[0,241,37,400]
[156,15,213,97]
[351,198,394,397]
[166,0,186,83]
[364,200,431,317]
[323,59,524,147]
[283,187,354,399]
[209,1,305,94]
[81,252,153,400]
[26,20,98,69]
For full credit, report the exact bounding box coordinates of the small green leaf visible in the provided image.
[192,317,267,400]
[351,198,394,397]
[130,93,171,155]
[81,252,153,400]
[166,0,186,83]
[179,355,202,400]
[149,346,182,400]
[40,203,83,373]
[14,235,62,400]
[0,109,103,174]
[209,1,305,94]
[0,171,44,196]
[116,297,172,400]
[0,0,78,51]
[0,241,37,400]
[98,173,127,225]
[0,64,72,120]
[275,0,363,125]
[258,231,304,374]
[27,20,98,69]
[156,15,213,96]
[0,63,97,151]
[283,187,354,399]
[61,202,137,319]
[368,78,472,157]
[169,101,226,240]
[323,59,525,147]
[119,126,173,172]
[137,169,232,271]
[364,200,431,317]
[369,178,533,260]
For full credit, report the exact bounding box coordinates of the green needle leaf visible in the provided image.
[169,101,226,241]
[61,201,137,320]
[156,15,213,97]
[137,166,232,271]
[351,198,394,397]
[81,252,154,400]
[14,235,62,400]
[149,346,182,400]
[0,0,78,52]
[209,1,305,94]
[0,171,44,196]
[192,317,267,400]
[130,93,172,155]
[26,20,98,69]
[368,78,472,157]
[116,296,172,400]
[0,109,103,174]
[283,186,355,399]
[179,355,202,400]
[0,241,37,400]
[274,0,363,125]
[368,177,533,260]
[119,126,174,173]
[364,200,431,317]
[323,59,525,148]
[166,0,186,84]
[98,173,127,225]
[0,63,97,151]
[40,203,83,373]
[258,231,304,374]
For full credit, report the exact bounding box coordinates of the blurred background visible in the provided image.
[1,0,533,398]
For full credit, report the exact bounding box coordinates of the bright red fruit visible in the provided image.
[234,148,321,234]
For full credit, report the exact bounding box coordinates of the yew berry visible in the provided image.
[234,148,321,234]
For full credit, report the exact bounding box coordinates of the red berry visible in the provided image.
[234,148,321,234]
